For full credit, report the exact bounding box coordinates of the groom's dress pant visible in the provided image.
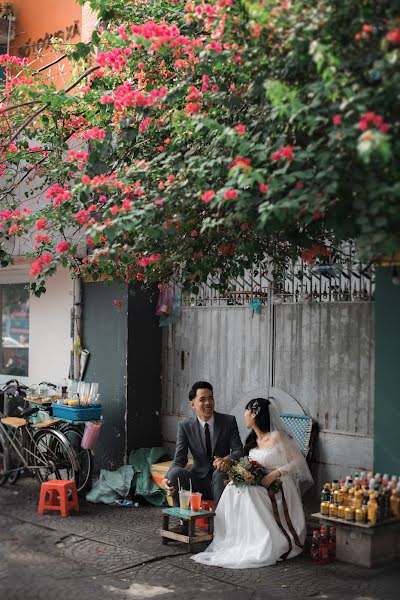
[168,466,227,507]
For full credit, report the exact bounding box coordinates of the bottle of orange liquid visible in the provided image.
[367,492,378,525]
[390,489,400,518]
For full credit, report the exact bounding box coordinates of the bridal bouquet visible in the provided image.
[227,456,282,492]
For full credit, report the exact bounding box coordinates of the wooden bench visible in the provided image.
[312,512,400,567]
[161,507,215,552]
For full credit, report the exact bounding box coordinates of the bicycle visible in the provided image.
[0,380,93,493]
[0,405,79,486]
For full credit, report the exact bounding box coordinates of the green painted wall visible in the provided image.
[82,282,128,472]
[374,267,400,474]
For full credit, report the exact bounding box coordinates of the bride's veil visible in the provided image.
[268,402,314,494]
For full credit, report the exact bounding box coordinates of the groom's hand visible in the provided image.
[162,478,175,495]
[213,456,231,472]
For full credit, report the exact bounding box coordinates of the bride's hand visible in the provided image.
[261,470,281,488]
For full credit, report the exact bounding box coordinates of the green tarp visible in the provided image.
[86,447,168,506]
[86,465,135,505]
[129,447,167,506]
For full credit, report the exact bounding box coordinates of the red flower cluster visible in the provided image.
[202,190,215,203]
[229,156,251,172]
[56,241,70,253]
[224,190,238,200]
[35,218,48,230]
[81,127,106,141]
[139,254,161,267]
[357,112,389,133]
[218,243,236,255]
[30,253,52,277]
[386,28,400,45]
[302,245,331,265]
[271,145,294,161]
[45,184,72,206]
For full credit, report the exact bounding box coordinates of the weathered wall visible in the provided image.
[273,302,374,491]
[161,302,374,498]
[161,306,271,454]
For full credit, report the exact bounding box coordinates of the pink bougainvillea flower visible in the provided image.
[229,156,251,172]
[110,205,120,215]
[386,28,400,45]
[259,183,268,193]
[56,241,69,253]
[271,145,294,161]
[35,217,48,230]
[332,114,342,126]
[224,190,238,200]
[234,124,246,135]
[302,245,331,265]
[202,190,216,203]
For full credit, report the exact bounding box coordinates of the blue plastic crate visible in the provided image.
[51,403,102,421]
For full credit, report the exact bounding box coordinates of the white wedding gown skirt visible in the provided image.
[191,447,306,569]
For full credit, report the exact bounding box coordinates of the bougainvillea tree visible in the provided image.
[0,0,399,294]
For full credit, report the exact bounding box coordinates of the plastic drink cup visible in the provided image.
[190,492,202,512]
[179,490,191,510]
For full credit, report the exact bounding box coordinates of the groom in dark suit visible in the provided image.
[162,381,243,507]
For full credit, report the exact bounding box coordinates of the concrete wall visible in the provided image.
[161,301,375,498]
[161,305,272,454]
[273,302,374,491]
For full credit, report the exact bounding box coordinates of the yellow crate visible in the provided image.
[151,460,193,507]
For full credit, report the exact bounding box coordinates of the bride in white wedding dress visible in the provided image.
[191,398,313,569]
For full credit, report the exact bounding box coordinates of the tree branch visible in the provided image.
[0,65,101,149]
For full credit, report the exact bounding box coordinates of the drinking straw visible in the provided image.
[178,477,181,492]
[189,478,192,493]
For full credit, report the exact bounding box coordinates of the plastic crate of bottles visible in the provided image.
[51,403,102,421]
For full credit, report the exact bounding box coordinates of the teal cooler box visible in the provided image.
[52,404,102,421]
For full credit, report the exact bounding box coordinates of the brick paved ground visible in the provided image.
[0,477,399,600]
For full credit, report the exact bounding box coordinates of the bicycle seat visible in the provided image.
[17,406,39,418]
[1,417,27,428]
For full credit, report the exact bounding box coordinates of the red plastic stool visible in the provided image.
[197,499,215,529]
[38,480,79,517]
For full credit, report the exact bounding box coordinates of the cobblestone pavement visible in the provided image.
[1,477,399,600]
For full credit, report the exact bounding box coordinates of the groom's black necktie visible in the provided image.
[204,423,212,462]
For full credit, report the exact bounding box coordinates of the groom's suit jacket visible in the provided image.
[167,412,243,479]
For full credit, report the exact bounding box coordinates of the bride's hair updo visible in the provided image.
[244,398,271,455]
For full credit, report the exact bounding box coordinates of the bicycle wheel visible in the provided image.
[31,428,79,484]
[0,427,9,486]
[58,424,93,494]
